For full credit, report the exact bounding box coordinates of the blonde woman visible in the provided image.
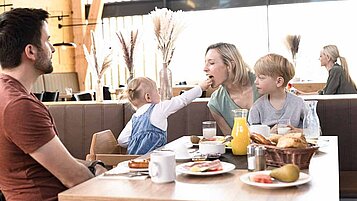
[118,77,212,154]
[204,43,260,135]
[298,45,357,95]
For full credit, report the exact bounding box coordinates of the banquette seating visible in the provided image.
[45,95,357,198]
[32,72,80,95]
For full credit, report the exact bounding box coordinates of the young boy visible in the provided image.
[248,53,305,131]
[118,77,212,154]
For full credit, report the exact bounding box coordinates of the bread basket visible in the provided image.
[263,144,318,169]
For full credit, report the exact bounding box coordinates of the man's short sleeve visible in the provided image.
[4,98,56,154]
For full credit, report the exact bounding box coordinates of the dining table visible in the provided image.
[58,136,339,201]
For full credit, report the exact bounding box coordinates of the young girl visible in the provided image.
[248,53,305,132]
[118,77,212,154]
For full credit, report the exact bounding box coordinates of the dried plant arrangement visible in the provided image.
[285,35,301,63]
[83,30,113,80]
[83,30,113,101]
[116,29,138,83]
[149,7,185,66]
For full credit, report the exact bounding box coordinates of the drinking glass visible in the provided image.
[202,121,216,139]
[277,119,291,135]
[65,87,73,95]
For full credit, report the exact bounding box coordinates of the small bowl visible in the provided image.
[199,141,226,155]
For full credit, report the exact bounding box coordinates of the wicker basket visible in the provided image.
[263,144,319,169]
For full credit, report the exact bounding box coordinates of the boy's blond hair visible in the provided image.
[254,53,295,87]
[123,77,157,108]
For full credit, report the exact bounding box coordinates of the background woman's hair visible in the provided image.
[254,53,295,87]
[206,42,251,86]
[323,45,356,88]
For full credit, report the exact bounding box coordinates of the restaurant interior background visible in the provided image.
[0,0,356,92]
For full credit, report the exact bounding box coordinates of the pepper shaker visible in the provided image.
[255,146,266,171]
[247,144,256,172]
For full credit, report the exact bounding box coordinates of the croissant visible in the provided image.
[250,133,275,145]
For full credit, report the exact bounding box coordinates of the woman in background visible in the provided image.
[298,45,357,95]
[204,42,260,135]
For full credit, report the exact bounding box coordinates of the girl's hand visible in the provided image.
[199,78,213,91]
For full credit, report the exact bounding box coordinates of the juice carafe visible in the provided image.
[231,109,250,155]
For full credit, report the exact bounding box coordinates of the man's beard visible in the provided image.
[34,48,53,74]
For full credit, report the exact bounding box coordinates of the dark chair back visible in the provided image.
[0,190,5,201]
[74,92,93,101]
[103,86,111,100]
[42,91,59,102]
[33,92,44,101]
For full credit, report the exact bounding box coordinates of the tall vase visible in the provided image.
[96,78,104,102]
[127,71,134,84]
[159,63,173,100]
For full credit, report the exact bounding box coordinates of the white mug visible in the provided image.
[149,151,176,183]
[249,125,270,138]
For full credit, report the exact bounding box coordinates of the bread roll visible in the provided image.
[269,134,282,144]
[128,159,150,169]
[276,136,308,148]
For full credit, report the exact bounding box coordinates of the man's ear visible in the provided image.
[24,44,36,61]
[276,76,284,88]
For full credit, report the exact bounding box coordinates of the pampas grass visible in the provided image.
[116,29,138,76]
[83,30,113,80]
[150,7,185,66]
[285,35,301,61]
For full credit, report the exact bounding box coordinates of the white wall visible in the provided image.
[97,0,357,87]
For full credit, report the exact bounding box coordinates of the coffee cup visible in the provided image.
[174,143,190,160]
[149,151,176,183]
[250,125,270,138]
[277,119,291,135]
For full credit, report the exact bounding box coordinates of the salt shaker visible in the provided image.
[247,144,256,172]
[255,146,266,171]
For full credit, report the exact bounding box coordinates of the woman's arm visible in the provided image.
[210,109,232,135]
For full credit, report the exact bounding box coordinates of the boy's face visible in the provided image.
[255,74,279,94]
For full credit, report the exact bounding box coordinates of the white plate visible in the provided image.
[117,160,148,172]
[175,155,192,162]
[185,142,193,148]
[307,139,329,148]
[176,161,235,176]
[240,170,311,189]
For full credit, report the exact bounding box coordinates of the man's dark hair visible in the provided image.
[0,8,49,69]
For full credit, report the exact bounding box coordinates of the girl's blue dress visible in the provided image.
[127,104,167,154]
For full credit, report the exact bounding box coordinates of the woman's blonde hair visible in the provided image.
[322,45,356,88]
[206,42,251,86]
[122,77,157,108]
[254,53,295,87]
